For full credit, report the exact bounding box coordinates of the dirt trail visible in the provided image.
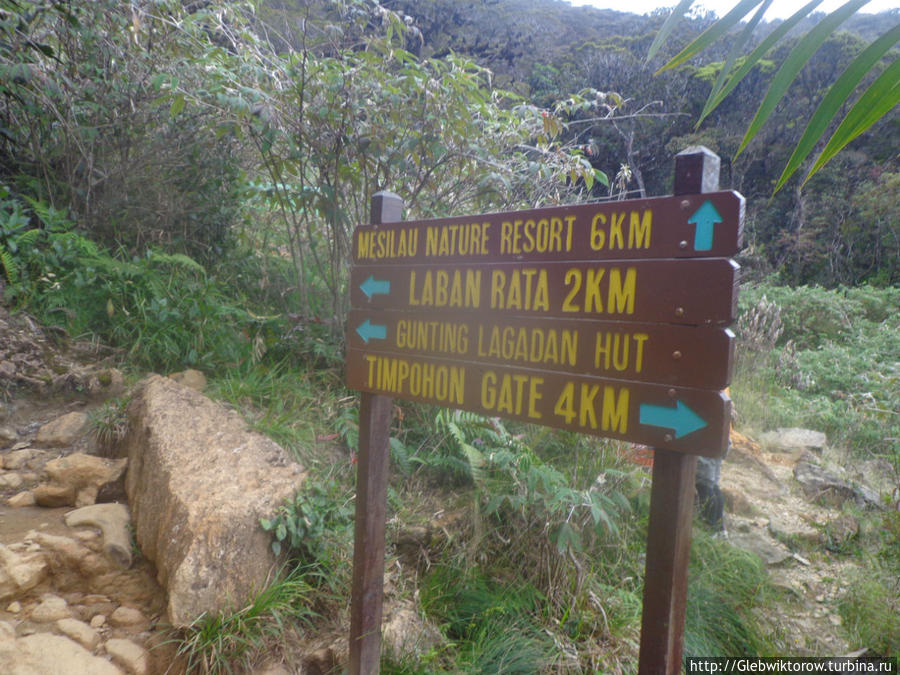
[720,430,886,656]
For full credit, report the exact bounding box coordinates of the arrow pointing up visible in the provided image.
[639,400,707,439]
[359,275,391,299]
[688,200,723,251]
[355,319,387,344]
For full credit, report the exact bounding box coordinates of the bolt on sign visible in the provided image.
[346,191,742,458]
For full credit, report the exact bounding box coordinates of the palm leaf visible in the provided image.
[806,56,900,180]
[699,0,827,124]
[775,24,900,192]
[656,0,766,73]
[699,0,773,123]
[736,0,871,157]
[645,0,697,64]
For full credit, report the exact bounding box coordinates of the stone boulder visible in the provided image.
[35,453,127,508]
[121,375,305,627]
[793,461,880,509]
[759,428,827,454]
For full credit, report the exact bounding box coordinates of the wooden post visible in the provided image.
[348,191,403,675]
[638,147,720,674]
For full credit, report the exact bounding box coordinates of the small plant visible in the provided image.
[260,480,354,564]
[88,394,131,455]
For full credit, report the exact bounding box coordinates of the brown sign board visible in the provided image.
[352,191,743,265]
[350,258,739,326]
[346,350,731,457]
[347,311,735,390]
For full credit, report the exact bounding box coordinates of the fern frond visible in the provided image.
[0,243,18,284]
[149,251,207,276]
[15,228,42,248]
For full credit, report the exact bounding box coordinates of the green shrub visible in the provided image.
[260,480,354,569]
[733,281,900,460]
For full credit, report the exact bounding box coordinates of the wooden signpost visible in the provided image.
[347,147,741,674]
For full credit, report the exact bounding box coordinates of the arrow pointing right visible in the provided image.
[359,275,391,299]
[639,400,707,439]
[355,319,387,344]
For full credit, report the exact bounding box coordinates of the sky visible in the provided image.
[565,0,900,19]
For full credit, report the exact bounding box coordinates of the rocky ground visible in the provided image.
[721,428,894,657]
[1,305,895,673]
[0,308,176,674]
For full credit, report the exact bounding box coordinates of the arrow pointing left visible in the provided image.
[355,319,387,344]
[639,400,707,439]
[359,275,391,299]
[687,200,723,251]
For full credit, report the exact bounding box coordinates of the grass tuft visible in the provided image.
[168,564,318,674]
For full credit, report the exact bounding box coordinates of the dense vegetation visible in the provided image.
[1,0,898,672]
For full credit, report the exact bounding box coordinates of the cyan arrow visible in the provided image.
[356,319,387,343]
[688,200,723,251]
[639,400,707,439]
[359,275,391,299]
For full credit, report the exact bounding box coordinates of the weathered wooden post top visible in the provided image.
[345,147,742,674]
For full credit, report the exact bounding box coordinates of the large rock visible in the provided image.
[759,428,827,454]
[35,412,89,448]
[122,375,305,627]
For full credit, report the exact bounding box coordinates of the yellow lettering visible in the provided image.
[590,213,606,250]
[366,354,377,386]
[554,382,576,424]
[358,231,373,259]
[562,269,582,312]
[481,371,496,409]
[609,213,625,249]
[564,215,575,251]
[490,270,506,309]
[500,221,513,255]
[561,330,577,367]
[367,355,464,404]
[528,377,543,419]
[608,267,636,314]
[602,386,629,433]
[579,384,599,429]
[633,333,648,372]
[629,210,651,249]
[426,226,439,256]
[584,268,606,313]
